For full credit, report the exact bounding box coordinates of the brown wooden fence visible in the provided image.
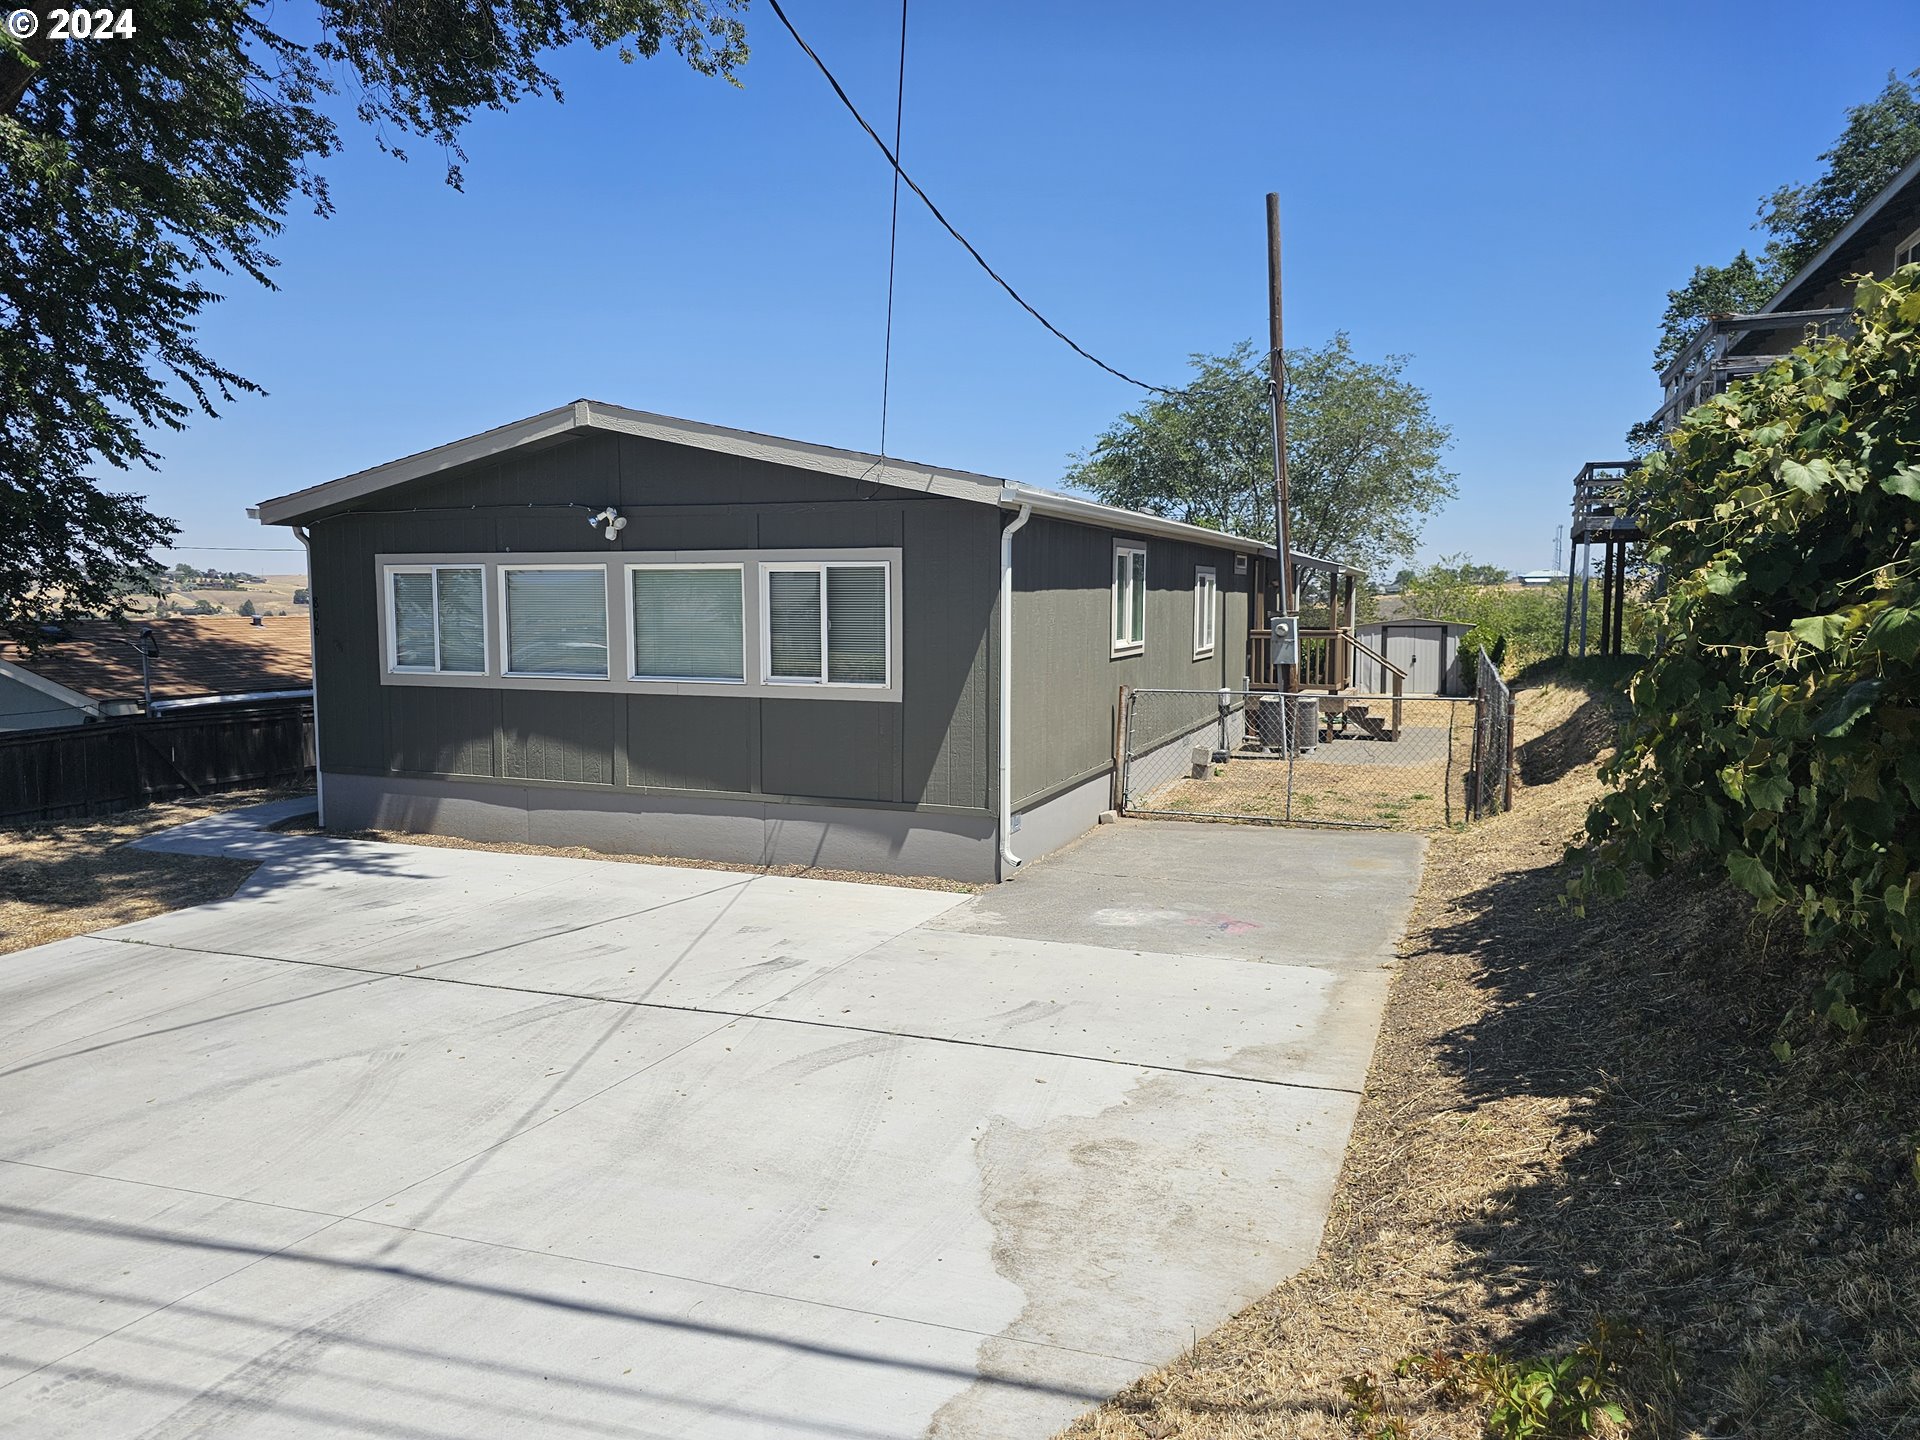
[0,700,313,826]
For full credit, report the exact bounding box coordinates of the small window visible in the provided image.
[1112,544,1147,653]
[502,566,608,678]
[630,565,744,681]
[1193,566,1218,658]
[761,561,890,687]
[1898,227,1920,270]
[388,565,487,674]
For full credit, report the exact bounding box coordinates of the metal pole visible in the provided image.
[1560,523,1580,657]
[1266,192,1297,694]
[1599,541,1614,657]
[1578,547,1592,658]
[140,651,152,712]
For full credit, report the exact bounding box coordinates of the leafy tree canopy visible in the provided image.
[1064,336,1456,579]
[1648,69,1920,378]
[1576,267,1920,1029]
[0,1,748,650]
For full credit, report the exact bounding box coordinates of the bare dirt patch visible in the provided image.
[0,787,307,954]
[1057,658,1920,1440]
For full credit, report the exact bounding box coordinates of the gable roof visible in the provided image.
[2,617,313,704]
[1762,151,1920,313]
[251,400,1298,559]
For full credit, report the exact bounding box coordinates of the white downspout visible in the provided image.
[998,502,1033,875]
[292,525,325,829]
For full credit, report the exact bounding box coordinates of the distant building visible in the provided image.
[1514,569,1561,586]
[0,616,312,732]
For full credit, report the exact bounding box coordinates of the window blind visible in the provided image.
[1130,550,1147,642]
[827,565,887,685]
[767,569,823,679]
[392,572,436,669]
[435,568,486,672]
[506,569,608,677]
[632,567,744,680]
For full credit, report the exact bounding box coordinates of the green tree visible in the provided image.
[238,599,256,617]
[1649,251,1778,376]
[1642,69,1920,397]
[1757,69,1920,281]
[1065,336,1456,577]
[0,1,749,651]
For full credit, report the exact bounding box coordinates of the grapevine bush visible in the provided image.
[1572,267,1920,1028]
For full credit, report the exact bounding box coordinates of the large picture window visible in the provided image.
[630,565,744,681]
[761,561,890,687]
[1112,544,1147,654]
[502,566,609,678]
[388,565,487,674]
[379,549,899,701]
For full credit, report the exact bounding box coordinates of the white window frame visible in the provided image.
[498,563,611,681]
[625,562,747,684]
[385,564,489,676]
[757,559,892,690]
[1112,543,1147,656]
[1898,226,1920,269]
[1193,566,1218,659]
[374,549,901,702]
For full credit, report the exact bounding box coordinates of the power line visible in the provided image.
[764,0,1174,396]
[877,0,908,456]
[160,545,305,553]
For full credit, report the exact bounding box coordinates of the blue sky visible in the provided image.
[144,1,1919,576]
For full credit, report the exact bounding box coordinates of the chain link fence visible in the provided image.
[1467,646,1514,821]
[1120,672,1513,832]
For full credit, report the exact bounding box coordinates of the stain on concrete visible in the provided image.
[928,1063,1356,1438]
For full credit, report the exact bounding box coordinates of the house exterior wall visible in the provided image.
[1007,514,1252,817]
[0,672,91,732]
[306,430,1002,877]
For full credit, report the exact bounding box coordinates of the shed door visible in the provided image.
[1383,626,1437,695]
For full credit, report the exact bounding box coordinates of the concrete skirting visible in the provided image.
[321,773,999,883]
[1011,770,1112,868]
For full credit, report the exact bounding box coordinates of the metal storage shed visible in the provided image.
[1352,619,1474,696]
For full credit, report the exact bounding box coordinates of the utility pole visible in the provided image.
[1266,192,1297,693]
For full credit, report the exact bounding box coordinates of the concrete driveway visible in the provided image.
[0,801,1423,1438]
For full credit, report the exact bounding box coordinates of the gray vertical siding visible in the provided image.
[1007,515,1251,808]
[308,431,998,817]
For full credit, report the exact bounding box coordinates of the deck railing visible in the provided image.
[1650,307,1848,436]
[1251,628,1406,737]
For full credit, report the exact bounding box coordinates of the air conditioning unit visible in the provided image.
[1291,694,1319,754]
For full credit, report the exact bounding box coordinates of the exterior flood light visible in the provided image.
[588,507,628,542]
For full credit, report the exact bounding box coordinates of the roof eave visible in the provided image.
[1760,151,1920,314]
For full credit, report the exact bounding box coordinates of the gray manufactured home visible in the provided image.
[254,401,1303,882]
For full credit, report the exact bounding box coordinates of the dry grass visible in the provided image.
[269,814,983,894]
[0,787,308,954]
[1137,699,1478,831]
[1058,657,1920,1440]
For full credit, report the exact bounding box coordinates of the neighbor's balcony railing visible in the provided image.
[1650,307,1850,436]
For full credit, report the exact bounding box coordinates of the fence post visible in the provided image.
[1503,692,1516,813]
[1114,686,1133,813]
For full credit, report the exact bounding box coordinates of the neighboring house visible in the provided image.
[251,401,1357,882]
[0,617,313,733]
[1568,156,1920,661]
[1653,152,1920,434]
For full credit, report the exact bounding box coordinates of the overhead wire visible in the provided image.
[763,0,1177,398]
[877,0,908,456]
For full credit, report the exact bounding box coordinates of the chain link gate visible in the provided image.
[1119,652,1514,831]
